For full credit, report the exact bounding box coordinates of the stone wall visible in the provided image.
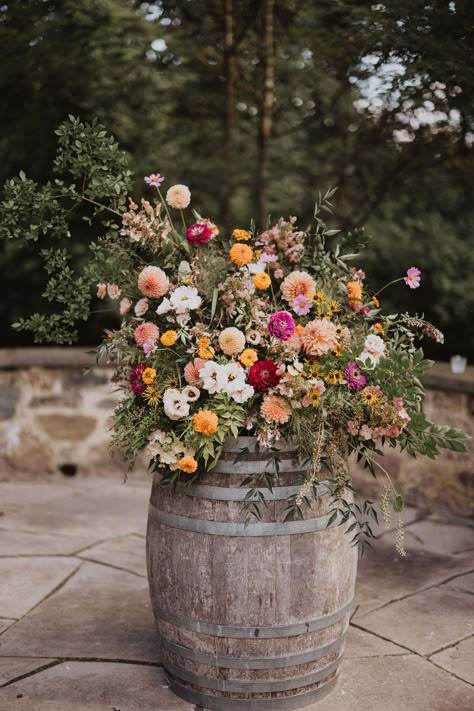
[0,349,472,515]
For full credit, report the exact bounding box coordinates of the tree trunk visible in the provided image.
[256,0,274,228]
[221,0,235,228]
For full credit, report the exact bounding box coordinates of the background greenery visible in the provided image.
[1,0,472,358]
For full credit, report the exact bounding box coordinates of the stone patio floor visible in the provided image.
[0,478,472,711]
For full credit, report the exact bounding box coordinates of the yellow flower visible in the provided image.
[178,456,198,474]
[305,360,321,378]
[141,367,156,385]
[197,337,215,360]
[230,243,253,267]
[372,296,380,307]
[314,290,326,304]
[193,410,219,435]
[309,389,321,407]
[142,385,160,406]
[361,388,379,407]
[324,369,344,385]
[160,330,178,346]
[240,348,258,367]
[232,228,251,241]
[295,323,304,336]
[252,272,271,290]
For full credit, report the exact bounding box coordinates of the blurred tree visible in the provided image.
[1,0,472,358]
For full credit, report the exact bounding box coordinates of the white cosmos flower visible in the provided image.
[163,388,190,420]
[170,286,201,314]
[156,297,172,315]
[246,259,267,275]
[230,383,255,404]
[199,361,226,394]
[221,362,246,396]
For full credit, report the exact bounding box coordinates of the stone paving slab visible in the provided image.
[353,537,474,618]
[0,486,149,540]
[430,635,474,685]
[303,655,474,711]
[355,585,474,655]
[0,621,15,636]
[403,519,474,556]
[0,529,95,556]
[344,625,406,658]
[442,570,474,594]
[0,657,53,686]
[0,662,193,711]
[0,557,79,619]
[0,561,160,663]
[78,534,147,577]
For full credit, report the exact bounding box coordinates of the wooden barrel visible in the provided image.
[146,436,357,710]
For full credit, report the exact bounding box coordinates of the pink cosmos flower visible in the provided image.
[404,267,421,289]
[143,338,157,357]
[268,311,296,341]
[291,294,312,316]
[144,174,165,187]
[186,223,213,245]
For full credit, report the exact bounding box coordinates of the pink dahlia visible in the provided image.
[134,322,159,346]
[186,223,213,245]
[280,271,316,303]
[404,267,421,289]
[138,266,169,299]
[248,360,281,392]
[301,319,338,356]
[344,361,367,391]
[130,364,146,395]
[267,311,296,341]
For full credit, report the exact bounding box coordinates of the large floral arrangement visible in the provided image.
[3,119,468,554]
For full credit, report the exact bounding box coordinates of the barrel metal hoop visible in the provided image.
[162,631,346,670]
[212,459,306,475]
[165,655,340,693]
[156,598,353,639]
[167,671,339,710]
[149,504,342,537]
[174,481,333,501]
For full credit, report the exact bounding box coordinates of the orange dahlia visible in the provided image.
[138,266,169,299]
[193,410,219,435]
[280,271,316,303]
[301,319,338,356]
[260,395,292,424]
[134,322,159,346]
[230,243,253,267]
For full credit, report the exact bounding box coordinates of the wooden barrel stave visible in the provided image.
[146,437,357,709]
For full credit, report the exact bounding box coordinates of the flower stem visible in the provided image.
[180,209,187,232]
[373,277,403,297]
[156,187,175,231]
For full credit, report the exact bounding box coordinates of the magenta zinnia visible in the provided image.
[267,311,296,341]
[344,361,367,391]
[186,223,213,245]
[130,364,146,395]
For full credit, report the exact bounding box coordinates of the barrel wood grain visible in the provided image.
[146,436,357,709]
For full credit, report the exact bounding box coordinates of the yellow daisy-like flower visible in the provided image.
[232,228,251,241]
[141,367,156,385]
[197,337,215,360]
[193,410,219,435]
[142,385,160,406]
[305,360,321,378]
[240,348,258,367]
[309,389,321,407]
[252,272,271,290]
[314,290,326,304]
[361,388,379,407]
[160,330,178,347]
[178,456,198,474]
[324,369,344,385]
[230,243,253,267]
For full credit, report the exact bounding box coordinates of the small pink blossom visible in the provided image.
[404,267,421,289]
[144,173,165,187]
[358,424,373,441]
[97,283,107,299]
[119,297,132,315]
[291,294,312,316]
[347,420,359,436]
[274,269,284,279]
[107,283,121,300]
[134,298,149,317]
